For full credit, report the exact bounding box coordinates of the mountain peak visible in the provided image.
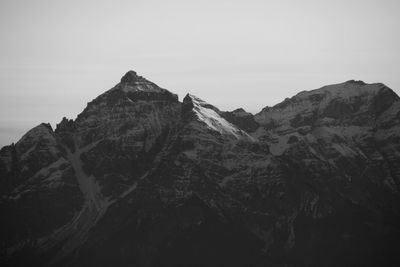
[117,70,158,91]
[231,108,253,117]
[345,79,366,86]
[110,71,177,99]
[15,123,56,154]
[120,70,142,84]
[233,108,246,113]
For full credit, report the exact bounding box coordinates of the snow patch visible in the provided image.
[189,94,254,140]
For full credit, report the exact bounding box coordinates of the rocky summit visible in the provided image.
[1,71,400,266]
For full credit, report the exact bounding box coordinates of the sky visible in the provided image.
[0,0,399,147]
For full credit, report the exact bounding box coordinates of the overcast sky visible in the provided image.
[1,0,399,146]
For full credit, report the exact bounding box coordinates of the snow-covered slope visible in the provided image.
[255,80,398,128]
[183,94,253,140]
[253,80,399,155]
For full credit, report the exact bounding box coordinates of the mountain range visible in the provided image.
[1,70,400,266]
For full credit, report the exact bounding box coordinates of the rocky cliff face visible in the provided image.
[1,73,400,266]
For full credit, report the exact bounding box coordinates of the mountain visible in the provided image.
[1,72,400,266]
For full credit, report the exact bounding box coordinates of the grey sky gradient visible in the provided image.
[1,0,399,147]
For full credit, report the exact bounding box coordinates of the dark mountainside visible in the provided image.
[1,71,400,266]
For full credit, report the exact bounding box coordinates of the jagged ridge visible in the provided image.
[1,72,400,266]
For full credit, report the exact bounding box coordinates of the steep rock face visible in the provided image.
[66,88,400,266]
[72,71,181,199]
[221,108,260,132]
[252,80,400,264]
[1,74,400,266]
[253,80,400,194]
[253,81,400,170]
[0,124,83,258]
[1,71,182,265]
[68,93,283,266]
